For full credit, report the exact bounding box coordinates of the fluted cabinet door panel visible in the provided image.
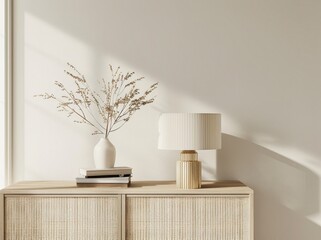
[5,196,120,240]
[126,195,250,240]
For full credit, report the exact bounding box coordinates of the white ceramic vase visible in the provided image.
[94,138,116,169]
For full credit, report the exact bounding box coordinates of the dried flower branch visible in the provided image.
[35,63,158,138]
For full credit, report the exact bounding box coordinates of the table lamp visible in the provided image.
[158,113,221,189]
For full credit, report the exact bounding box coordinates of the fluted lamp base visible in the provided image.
[176,150,201,189]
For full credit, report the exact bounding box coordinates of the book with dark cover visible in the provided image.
[76,176,131,184]
[84,174,132,178]
[76,183,129,188]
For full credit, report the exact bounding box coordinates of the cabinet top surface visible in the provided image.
[0,180,253,195]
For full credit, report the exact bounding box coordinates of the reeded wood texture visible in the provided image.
[5,196,120,240]
[176,160,201,189]
[126,195,250,240]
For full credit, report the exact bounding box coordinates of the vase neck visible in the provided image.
[99,137,113,144]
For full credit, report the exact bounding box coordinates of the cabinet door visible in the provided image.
[126,195,250,240]
[5,195,121,240]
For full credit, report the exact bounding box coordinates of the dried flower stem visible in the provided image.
[35,63,158,137]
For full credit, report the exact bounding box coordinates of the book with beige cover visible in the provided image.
[76,176,131,184]
[80,167,132,177]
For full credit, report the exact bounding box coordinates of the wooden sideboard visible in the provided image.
[0,180,253,240]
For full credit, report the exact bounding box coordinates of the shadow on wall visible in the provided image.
[217,133,321,240]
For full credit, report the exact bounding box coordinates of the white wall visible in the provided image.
[13,0,321,239]
[0,0,5,188]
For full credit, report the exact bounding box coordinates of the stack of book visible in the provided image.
[76,167,132,188]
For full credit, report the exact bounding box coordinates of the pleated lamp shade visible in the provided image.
[158,113,221,150]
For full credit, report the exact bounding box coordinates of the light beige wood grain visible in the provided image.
[0,194,4,240]
[121,195,126,240]
[0,180,253,195]
[5,195,121,240]
[0,181,254,240]
[250,192,254,240]
[126,195,250,240]
[176,160,201,189]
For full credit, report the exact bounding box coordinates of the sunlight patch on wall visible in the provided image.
[22,13,100,180]
[25,13,92,66]
[263,144,321,175]
[307,213,321,228]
